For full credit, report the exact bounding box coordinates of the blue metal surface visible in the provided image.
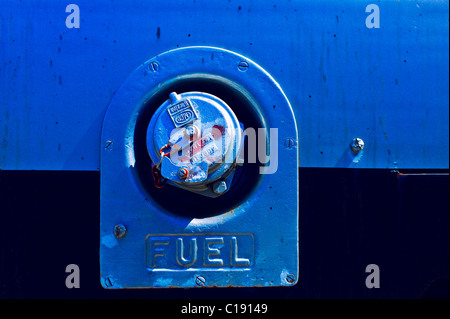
[100,47,298,288]
[146,91,243,197]
[1,0,448,170]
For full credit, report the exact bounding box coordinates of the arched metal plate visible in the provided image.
[100,46,298,288]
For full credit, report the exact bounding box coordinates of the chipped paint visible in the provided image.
[101,234,118,248]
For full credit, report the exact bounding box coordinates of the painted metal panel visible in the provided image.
[99,47,299,288]
[0,0,448,170]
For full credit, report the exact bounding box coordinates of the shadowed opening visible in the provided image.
[133,76,265,218]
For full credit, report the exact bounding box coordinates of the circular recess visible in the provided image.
[146,91,242,186]
[134,76,263,218]
[101,46,295,221]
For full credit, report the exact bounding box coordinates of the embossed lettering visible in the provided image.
[147,237,170,268]
[230,236,250,267]
[174,111,194,125]
[145,234,253,270]
[204,237,224,267]
[168,100,190,116]
[176,237,198,267]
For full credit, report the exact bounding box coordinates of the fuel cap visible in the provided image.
[146,91,243,194]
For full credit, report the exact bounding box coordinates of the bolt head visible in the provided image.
[212,180,228,195]
[113,224,127,238]
[351,138,365,153]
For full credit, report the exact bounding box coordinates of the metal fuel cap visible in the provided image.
[146,91,243,196]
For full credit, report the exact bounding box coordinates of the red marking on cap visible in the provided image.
[212,125,225,139]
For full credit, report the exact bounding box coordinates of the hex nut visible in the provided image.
[212,180,228,195]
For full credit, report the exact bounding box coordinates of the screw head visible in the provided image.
[195,275,206,286]
[284,138,295,149]
[351,138,365,153]
[178,167,189,180]
[104,276,115,287]
[212,180,228,195]
[286,273,296,284]
[104,140,114,150]
[238,61,249,71]
[148,61,159,72]
[113,224,127,238]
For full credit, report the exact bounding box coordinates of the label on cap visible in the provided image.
[167,99,198,128]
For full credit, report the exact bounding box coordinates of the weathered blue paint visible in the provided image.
[100,47,298,288]
[0,0,448,170]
